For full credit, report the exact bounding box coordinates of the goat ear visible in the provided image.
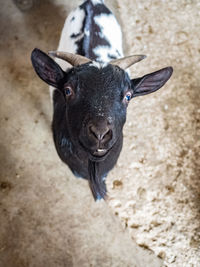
[31,48,64,87]
[131,67,173,97]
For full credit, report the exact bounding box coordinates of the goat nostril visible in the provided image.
[90,125,111,141]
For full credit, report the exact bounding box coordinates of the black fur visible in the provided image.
[51,62,127,200]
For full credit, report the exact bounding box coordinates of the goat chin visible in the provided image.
[89,154,109,163]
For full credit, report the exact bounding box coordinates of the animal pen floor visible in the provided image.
[0,0,199,266]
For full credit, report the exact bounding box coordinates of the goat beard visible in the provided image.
[88,160,107,201]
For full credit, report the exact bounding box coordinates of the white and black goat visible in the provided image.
[31,0,173,200]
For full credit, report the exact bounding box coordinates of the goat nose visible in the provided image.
[90,125,111,141]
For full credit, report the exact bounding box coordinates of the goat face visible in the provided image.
[32,49,132,161]
[66,63,131,162]
[31,48,173,199]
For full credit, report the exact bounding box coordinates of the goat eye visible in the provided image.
[64,86,73,97]
[124,92,132,104]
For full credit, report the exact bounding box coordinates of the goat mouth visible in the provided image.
[86,147,110,162]
[79,140,111,161]
[93,148,107,157]
[89,149,109,162]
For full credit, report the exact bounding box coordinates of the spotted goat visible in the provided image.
[31,0,173,200]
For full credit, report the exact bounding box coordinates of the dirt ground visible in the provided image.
[0,0,199,267]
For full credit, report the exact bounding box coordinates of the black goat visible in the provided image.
[31,0,173,200]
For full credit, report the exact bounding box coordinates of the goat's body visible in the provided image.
[59,0,123,62]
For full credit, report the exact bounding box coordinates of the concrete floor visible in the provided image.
[0,0,199,266]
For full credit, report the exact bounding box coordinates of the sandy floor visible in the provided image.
[0,0,199,266]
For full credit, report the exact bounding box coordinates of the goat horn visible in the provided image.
[110,55,146,69]
[48,51,91,66]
